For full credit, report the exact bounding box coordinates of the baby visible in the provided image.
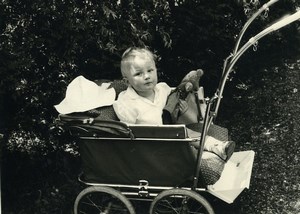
[113,47,235,161]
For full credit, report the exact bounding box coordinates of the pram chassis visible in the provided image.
[67,123,217,214]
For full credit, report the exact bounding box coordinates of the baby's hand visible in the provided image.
[178,99,188,113]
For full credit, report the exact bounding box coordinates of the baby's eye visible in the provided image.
[147,69,154,73]
[134,72,142,76]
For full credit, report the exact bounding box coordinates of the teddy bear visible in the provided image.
[163,69,204,124]
[176,68,204,100]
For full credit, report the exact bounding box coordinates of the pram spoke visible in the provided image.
[74,186,135,214]
[150,189,214,214]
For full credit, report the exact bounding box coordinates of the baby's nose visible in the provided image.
[144,73,150,79]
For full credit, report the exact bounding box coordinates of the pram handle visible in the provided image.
[232,0,279,56]
[192,6,300,188]
[211,7,300,124]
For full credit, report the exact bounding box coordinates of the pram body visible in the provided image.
[57,110,254,213]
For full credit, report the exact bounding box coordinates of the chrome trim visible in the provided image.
[78,176,206,192]
[79,136,199,142]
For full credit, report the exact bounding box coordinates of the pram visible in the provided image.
[56,2,300,213]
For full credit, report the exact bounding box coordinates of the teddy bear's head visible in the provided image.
[176,69,204,99]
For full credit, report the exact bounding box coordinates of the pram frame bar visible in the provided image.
[78,174,206,201]
[79,177,206,192]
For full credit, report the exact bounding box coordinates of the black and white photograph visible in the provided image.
[1,0,300,213]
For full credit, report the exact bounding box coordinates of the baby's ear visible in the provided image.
[122,77,130,85]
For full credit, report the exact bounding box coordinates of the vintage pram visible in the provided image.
[58,106,255,214]
[56,2,300,213]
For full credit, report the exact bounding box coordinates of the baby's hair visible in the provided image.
[121,47,156,77]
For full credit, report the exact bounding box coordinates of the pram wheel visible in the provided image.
[149,189,214,214]
[74,186,135,214]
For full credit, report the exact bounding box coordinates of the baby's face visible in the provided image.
[124,55,158,95]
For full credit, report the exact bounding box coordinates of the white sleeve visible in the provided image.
[158,82,172,96]
[113,95,138,124]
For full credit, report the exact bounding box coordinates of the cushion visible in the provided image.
[200,152,225,185]
[187,123,229,141]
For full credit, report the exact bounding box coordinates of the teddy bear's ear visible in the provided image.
[196,69,204,76]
